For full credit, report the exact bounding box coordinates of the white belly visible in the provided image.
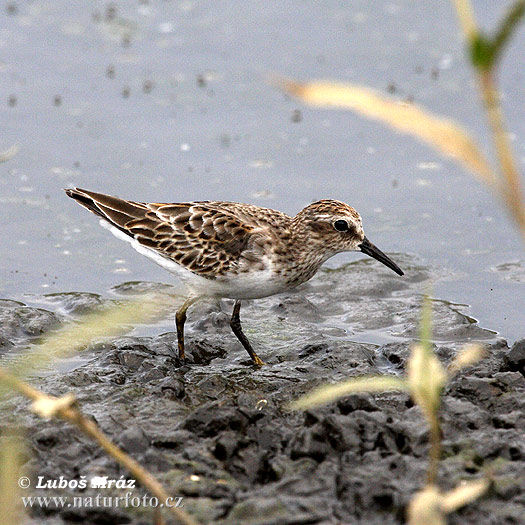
[100,220,287,300]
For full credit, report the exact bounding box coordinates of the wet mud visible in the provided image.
[0,259,524,524]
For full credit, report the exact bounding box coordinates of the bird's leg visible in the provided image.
[229,300,265,366]
[175,296,199,360]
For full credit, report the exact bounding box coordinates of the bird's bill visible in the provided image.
[359,237,404,276]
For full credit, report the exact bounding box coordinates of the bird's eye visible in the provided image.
[334,219,349,232]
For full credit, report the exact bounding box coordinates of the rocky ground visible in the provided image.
[0,256,524,524]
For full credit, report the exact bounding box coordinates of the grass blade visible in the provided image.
[289,376,407,410]
[281,79,498,188]
[441,479,490,513]
[1,293,175,394]
[0,431,26,525]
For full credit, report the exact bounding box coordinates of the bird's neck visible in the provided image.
[275,222,333,287]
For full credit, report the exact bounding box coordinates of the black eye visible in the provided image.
[334,219,349,232]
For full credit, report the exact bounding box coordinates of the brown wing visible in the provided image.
[65,188,258,278]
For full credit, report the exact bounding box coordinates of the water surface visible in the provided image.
[1,1,523,341]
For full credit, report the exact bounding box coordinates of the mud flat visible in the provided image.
[1,258,523,524]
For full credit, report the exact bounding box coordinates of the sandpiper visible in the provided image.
[65,188,404,366]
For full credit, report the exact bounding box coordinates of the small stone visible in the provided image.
[196,74,206,87]
[6,3,18,15]
[505,339,525,375]
[142,80,153,93]
[337,393,379,414]
[118,425,149,454]
[290,109,302,123]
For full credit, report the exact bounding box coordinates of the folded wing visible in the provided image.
[65,188,257,278]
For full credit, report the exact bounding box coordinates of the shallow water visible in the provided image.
[1,1,524,341]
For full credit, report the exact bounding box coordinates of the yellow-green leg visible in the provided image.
[229,300,265,366]
[175,296,199,360]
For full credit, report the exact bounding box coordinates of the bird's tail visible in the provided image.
[64,188,149,235]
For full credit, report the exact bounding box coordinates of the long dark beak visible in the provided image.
[359,237,404,276]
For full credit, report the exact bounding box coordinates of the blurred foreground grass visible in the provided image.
[282,0,525,240]
[286,3,525,521]
[0,293,201,525]
[291,295,490,524]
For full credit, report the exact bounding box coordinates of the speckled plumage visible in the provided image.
[65,188,404,365]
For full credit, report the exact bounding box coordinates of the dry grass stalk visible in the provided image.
[0,367,200,525]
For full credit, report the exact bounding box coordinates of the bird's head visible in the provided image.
[293,199,404,276]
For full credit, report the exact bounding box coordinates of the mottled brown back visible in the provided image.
[65,188,292,278]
